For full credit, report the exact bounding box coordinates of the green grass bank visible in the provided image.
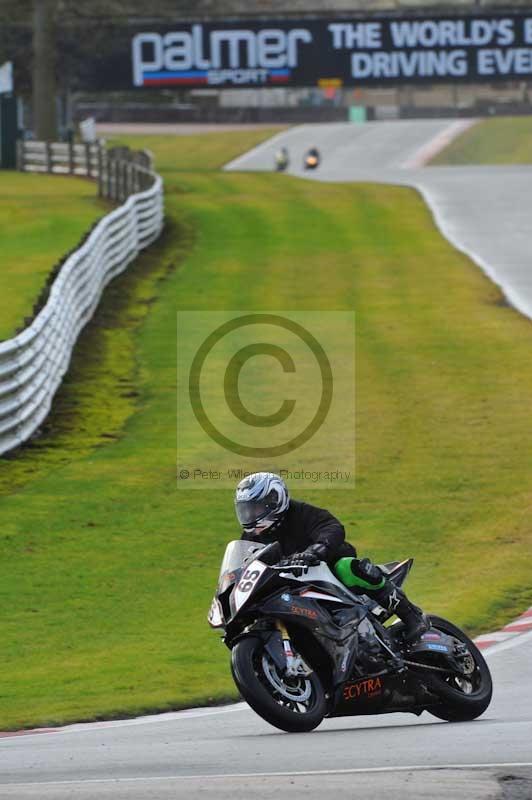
[432,116,532,165]
[0,172,109,340]
[0,129,531,730]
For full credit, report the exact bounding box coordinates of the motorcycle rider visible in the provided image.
[235,471,429,642]
[304,146,321,167]
[274,146,289,171]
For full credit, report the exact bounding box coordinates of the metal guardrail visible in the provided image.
[0,148,164,457]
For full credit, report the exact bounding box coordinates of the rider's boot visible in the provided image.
[372,582,430,643]
[334,557,430,643]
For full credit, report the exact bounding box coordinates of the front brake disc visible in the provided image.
[261,654,312,702]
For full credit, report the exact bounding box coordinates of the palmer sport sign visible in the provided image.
[127,12,532,89]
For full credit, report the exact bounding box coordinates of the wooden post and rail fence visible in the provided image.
[16,139,155,202]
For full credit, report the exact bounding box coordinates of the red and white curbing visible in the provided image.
[400,119,477,168]
[474,606,532,650]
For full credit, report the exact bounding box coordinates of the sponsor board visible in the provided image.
[123,14,532,89]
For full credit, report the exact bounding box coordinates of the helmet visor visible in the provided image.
[235,499,272,527]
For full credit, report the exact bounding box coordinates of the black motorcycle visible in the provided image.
[304,148,321,170]
[208,540,492,733]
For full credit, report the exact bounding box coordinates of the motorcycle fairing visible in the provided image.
[331,669,428,718]
[380,559,414,588]
[255,589,380,688]
[231,560,269,616]
[277,563,363,604]
[225,561,360,627]
[208,597,224,628]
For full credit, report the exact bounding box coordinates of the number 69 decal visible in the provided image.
[234,560,267,613]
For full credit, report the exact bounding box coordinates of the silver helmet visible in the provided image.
[234,472,289,535]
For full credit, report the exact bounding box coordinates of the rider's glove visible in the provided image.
[280,544,328,575]
[279,556,308,577]
[305,543,328,563]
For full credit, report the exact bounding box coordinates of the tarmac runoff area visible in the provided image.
[225,118,532,322]
[1,120,531,799]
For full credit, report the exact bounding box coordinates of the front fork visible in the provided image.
[275,619,312,678]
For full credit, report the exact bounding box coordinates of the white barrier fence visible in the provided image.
[0,162,164,457]
[17,140,104,176]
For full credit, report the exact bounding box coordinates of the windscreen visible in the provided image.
[217,540,265,588]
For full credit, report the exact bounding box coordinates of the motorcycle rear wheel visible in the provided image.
[424,615,493,722]
[231,635,326,733]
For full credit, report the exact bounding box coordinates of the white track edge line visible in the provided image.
[0,704,249,744]
[3,762,532,787]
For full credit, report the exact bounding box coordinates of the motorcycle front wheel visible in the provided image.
[231,635,326,733]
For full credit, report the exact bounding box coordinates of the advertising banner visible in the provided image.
[121,13,532,89]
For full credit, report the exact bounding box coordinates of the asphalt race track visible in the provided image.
[224,118,467,172]
[0,634,531,799]
[226,119,532,321]
[2,121,532,799]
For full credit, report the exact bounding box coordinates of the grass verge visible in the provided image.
[0,172,109,340]
[431,116,532,165]
[0,129,531,729]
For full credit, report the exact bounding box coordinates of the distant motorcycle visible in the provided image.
[208,540,493,733]
[275,148,289,172]
[304,147,321,170]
